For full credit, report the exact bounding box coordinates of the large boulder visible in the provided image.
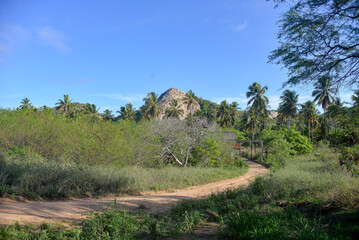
[158,88,200,120]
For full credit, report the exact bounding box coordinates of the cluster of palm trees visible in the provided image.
[138,90,199,120]
[276,77,337,143]
[17,79,357,145]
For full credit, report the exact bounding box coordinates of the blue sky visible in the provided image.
[0,0,354,113]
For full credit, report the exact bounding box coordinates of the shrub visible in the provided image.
[281,128,313,155]
[340,145,359,177]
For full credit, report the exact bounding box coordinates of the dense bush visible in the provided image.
[261,129,292,169]
[260,128,312,168]
[340,145,359,177]
[0,153,248,199]
[281,128,313,155]
[0,110,130,166]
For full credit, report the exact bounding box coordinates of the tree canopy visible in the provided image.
[269,0,359,89]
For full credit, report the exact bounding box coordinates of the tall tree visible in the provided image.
[217,100,232,127]
[269,0,359,88]
[165,99,184,119]
[278,89,299,126]
[230,102,239,126]
[55,94,73,114]
[19,98,32,109]
[326,97,345,130]
[141,92,160,119]
[183,90,198,113]
[352,88,359,110]
[118,103,136,121]
[195,99,216,122]
[299,101,318,142]
[312,77,335,142]
[246,82,269,159]
[85,103,99,115]
[102,109,114,121]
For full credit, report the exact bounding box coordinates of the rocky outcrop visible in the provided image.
[158,88,200,120]
[269,110,278,119]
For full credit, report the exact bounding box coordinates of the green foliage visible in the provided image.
[281,128,313,155]
[170,149,359,239]
[0,153,248,199]
[261,129,292,169]
[0,110,161,167]
[191,138,222,167]
[2,150,359,239]
[0,222,80,240]
[220,208,334,240]
[80,210,139,239]
[261,127,312,169]
[340,145,359,177]
[269,0,359,88]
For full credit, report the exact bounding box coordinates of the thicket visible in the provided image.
[0,109,240,168]
[258,127,313,169]
[0,108,247,199]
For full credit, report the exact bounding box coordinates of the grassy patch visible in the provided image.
[4,148,358,239]
[0,156,248,199]
[169,147,359,239]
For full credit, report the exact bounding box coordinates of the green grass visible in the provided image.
[2,148,359,239]
[0,155,248,200]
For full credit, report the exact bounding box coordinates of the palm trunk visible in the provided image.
[324,108,327,144]
[251,113,258,160]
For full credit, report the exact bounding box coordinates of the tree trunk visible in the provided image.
[251,112,258,160]
[324,108,327,143]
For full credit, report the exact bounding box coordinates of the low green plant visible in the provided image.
[340,145,359,177]
[0,153,248,199]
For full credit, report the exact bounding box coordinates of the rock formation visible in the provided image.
[158,88,200,120]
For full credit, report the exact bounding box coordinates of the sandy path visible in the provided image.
[0,160,268,225]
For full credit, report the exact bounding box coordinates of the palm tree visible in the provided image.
[241,107,256,136]
[20,98,32,109]
[246,82,269,158]
[183,90,198,113]
[326,97,345,130]
[230,102,239,126]
[195,99,217,122]
[165,99,184,119]
[102,109,114,121]
[217,100,233,127]
[277,90,298,127]
[85,103,99,115]
[55,94,73,114]
[118,103,136,121]
[299,101,318,142]
[141,92,160,119]
[312,76,335,142]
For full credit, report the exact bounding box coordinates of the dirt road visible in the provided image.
[0,160,268,225]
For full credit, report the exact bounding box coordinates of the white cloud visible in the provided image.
[94,94,145,102]
[37,27,68,52]
[235,21,248,31]
[0,24,29,41]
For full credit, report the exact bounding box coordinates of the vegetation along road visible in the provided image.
[0,160,268,225]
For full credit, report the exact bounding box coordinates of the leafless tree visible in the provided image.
[150,118,216,167]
